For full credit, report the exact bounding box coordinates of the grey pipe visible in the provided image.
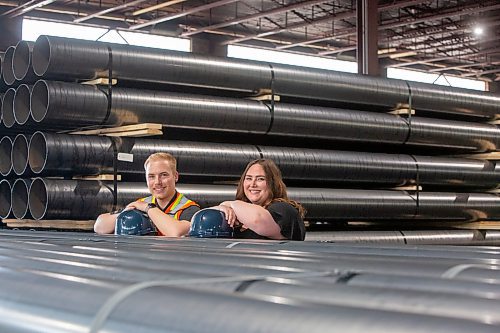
[0,136,13,176]
[0,240,498,327]
[0,271,495,333]
[1,46,16,86]
[28,131,500,188]
[0,52,7,92]
[13,84,32,125]
[11,134,32,177]
[239,280,500,325]
[27,179,500,221]
[31,35,500,118]
[28,178,148,220]
[12,40,37,83]
[0,179,12,218]
[28,80,500,152]
[11,178,32,219]
[1,88,16,128]
[305,230,500,246]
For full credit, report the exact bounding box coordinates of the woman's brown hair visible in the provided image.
[235,159,306,218]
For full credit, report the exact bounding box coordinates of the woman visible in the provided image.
[214,159,306,240]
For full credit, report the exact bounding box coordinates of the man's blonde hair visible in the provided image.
[144,152,177,172]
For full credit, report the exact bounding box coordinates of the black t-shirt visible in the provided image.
[234,202,305,241]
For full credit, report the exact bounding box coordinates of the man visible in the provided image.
[94,152,200,236]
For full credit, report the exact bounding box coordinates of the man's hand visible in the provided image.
[125,200,148,213]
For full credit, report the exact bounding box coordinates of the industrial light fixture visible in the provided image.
[473,26,484,35]
[388,51,417,59]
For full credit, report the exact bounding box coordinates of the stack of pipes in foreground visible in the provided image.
[1,35,500,236]
[0,231,499,332]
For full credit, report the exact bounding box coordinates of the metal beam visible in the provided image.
[181,0,327,37]
[132,0,188,16]
[357,0,378,76]
[6,0,58,18]
[74,0,148,23]
[129,0,239,30]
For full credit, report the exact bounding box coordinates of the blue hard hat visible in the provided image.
[115,209,156,236]
[189,208,234,238]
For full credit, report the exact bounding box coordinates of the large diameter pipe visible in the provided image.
[11,134,33,177]
[29,132,500,188]
[12,40,37,83]
[0,136,13,177]
[31,35,500,119]
[28,178,149,220]
[11,178,32,219]
[0,52,7,92]
[305,230,500,246]
[0,179,13,219]
[27,180,500,221]
[29,80,500,152]
[13,84,32,125]
[239,280,500,325]
[1,273,496,333]
[1,46,16,86]
[30,80,270,132]
[1,88,16,128]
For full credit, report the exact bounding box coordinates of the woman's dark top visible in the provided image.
[234,201,305,241]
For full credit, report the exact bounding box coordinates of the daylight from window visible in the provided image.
[22,18,190,52]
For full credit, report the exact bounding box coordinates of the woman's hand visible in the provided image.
[216,204,238,227]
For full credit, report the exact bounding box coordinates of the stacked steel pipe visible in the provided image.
[31,35,500,119]
[0,232,499,332]
[0,35,499,235]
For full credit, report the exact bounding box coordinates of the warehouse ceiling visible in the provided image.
[0,0,499,81]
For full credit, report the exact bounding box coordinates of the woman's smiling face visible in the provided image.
[243,163,271,206]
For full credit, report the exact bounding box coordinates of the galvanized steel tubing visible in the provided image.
[0,233,499,332]
[27,179,500,221]
[29,80,500,152]
[31,35,500,118]
[11,178,32,219]
[0,179,12,218]
[28,132,500,189]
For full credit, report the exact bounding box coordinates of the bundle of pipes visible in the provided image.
[19,178,500,221]
[0,231,499,332]
[22,80,500,152]
[30,35,500,119]
[18,132,500,189]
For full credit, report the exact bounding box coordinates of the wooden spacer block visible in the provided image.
[71,123,163,137]
[388,107,415,116]
[430,221,500,230]
[456,152,500,161]
[81,78,117,86]
[247,88,281,102]
[4,219,95,231]
[391,185,422,191]
[73,174,122,181]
